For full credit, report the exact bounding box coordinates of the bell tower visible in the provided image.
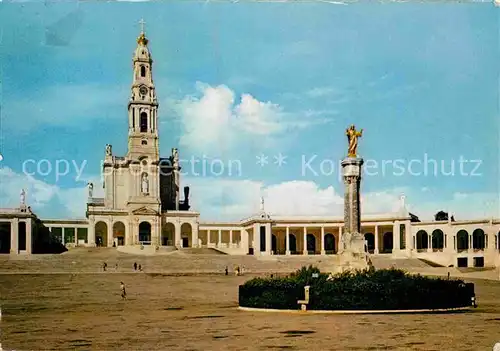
[127,19,159,161]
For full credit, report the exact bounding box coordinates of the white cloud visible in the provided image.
[234,94,284,134]
[0,166,102,218]
[306,87,337,98]
[264,181,344,216]
[172,82,332,155]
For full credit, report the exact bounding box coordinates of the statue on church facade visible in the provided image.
[20,189,26,206]
[172,148,180,210]
[87,182,93,198]
[141,173,149,194]
[172,148,179,169]
[260,196,265,211]
[346,124,363,158]
[105,144,112,156]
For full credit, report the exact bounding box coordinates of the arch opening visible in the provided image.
[472,229,485,250]
[382,232,393,253]
[113,221,126,246]
[162,223,175,246]
[456,230,469,252]
[416,230,429,251]
[364,233,374,253]
[325,233,336,254]
[95,221,108,247]
[306,234,316,254]
[138,221,151,244]
[0,222,11,253]
[432,229,444,251]
[285,234,297,254]
[181,223,192,248]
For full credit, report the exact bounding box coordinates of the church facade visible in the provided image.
[85,29,199,249]
[1,28,500,269]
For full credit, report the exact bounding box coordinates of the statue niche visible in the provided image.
[141,173,149,195]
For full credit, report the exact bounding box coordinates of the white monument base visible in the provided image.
[333,232,369,274]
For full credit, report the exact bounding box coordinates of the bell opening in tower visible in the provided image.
[140,112,148,132]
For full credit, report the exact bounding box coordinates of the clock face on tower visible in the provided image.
[139,86,148,96]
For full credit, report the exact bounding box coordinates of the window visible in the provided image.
[141,140,147,145]
[140,66,146,77]
[140,112,148,132]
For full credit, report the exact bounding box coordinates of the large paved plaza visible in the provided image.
[1,252,500,350]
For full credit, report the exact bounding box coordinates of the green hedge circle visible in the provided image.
[238,266,475,311]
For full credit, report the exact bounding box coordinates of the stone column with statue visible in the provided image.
[338,125,369,271]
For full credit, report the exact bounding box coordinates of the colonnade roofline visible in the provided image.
[41,219,89,225]
[162,211,200,217]
[415,219,500,226]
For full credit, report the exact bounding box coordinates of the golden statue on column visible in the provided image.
[346,124,363,158]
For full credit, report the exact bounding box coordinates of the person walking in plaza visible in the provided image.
[225,266,228,276]
[133,262,137,271]
[120,282,127,300]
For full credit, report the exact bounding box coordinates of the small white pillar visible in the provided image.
[88,222,96,247]
[253,223,260,255]
[374,225,379,254]
[320,226,325,255]
[107,223,113,247]
[25,220,32,254]
[393,221,400,251]
[218,229,222,247]
[338,226,343,252]
[174,224,181,248]
[10,218,19,254]
[303,227,307,255]
[192,224,199,248]
[285,226,291,255]
[229,230,233,248]
[265,223,272,254]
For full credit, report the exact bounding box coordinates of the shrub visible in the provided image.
[239,266,474,311]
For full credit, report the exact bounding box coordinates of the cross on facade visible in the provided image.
[139,19,146,33]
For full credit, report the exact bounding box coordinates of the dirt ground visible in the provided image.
[1,273,500,351]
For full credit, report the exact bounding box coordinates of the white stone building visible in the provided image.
[85,29,199,250]
[1,28,500,269]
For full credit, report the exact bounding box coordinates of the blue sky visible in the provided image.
[0,1,498,221]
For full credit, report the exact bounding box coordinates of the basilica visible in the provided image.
[1,28,499,270]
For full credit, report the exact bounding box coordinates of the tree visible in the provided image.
[409,213,421,223]
[434,211,448,221]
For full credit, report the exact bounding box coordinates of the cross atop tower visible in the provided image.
[139,18,146,33]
